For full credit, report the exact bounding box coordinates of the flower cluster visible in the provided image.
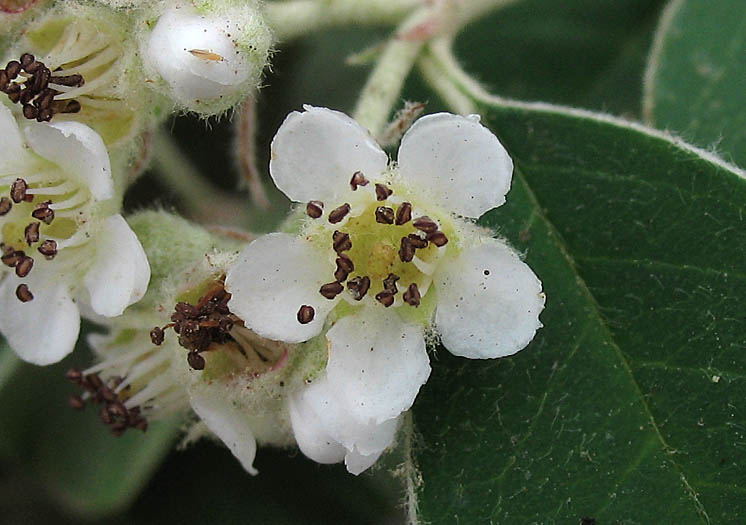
[0,0,544,481]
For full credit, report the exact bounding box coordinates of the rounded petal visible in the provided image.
[300,374,398,456]
[398,113,513,218]
[269,106,388,203]
[146,7,251,104]
[24,121,114,201]
[0,278,80,365]
[83,215,151,318]
[345,447,384,476]
[226,233,337,343]
[288,391,347,465]
[326,309,430,424]
[435,241,545,358]
[0,104,24,159]
[189,388,258,475]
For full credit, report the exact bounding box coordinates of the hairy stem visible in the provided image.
[263,0,422,41]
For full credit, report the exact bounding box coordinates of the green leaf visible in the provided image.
[643,0,746,167]
[0,325,181,519]
[410,97,746,522]
[454,0,665,115]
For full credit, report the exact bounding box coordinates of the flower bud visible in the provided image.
[141,1,272,115]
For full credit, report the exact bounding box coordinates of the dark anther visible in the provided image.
[32,201,55,224]
[297,305,315,324]
[36,107,53,122]
[407,233,428,249]
[375,183,393,201]
[347,276,371,301]
[427,231,449,247]
[22,104,38,120]
[19,53,35,70]
[320,281,344,299]
[306,200,324,218]
[399,236,415,262]
[0,197,11,215]
[413,216,438,233]
[51,74,84,87]
[6,85,21,103]
[375,206,394,224]
[403,283,421,307]
[38,239,57,258]
[383,273,400,294]
[5,60,21,79]
[187,351,206,370]
[395,202,412,225]
[174,302,200,318]
[15,255,33,278]
[332,230,352,253]
[15,283,33,302]
[66,368,83,383]
[350,171,369,190]
[24,222,40,245]
[150,326,165,345]
[69,395,85,410]
[375,290,395,307]
[10,178,27,203]
[1,249,22,267]
[57,99,81,114]
[328,203,351,224]
[334,254,354,282]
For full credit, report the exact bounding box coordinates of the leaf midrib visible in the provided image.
[511,163,711,523]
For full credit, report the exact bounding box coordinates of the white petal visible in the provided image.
[269,106,388,203]
[0,278,80,365]
[288,390,346,465]
[145,7,251,104]
[83,215,151,317]
[345,447,383,476]
[189,388,258,475]
[225,233,336,343]
[300,374,398,456]
[0,104,24,161]
[326,309,430,424]
[398,113,513,218]
[435,241,545,359]
[24,121,114,201]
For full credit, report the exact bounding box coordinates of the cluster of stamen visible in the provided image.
[0,53,83,122]
[66,368,149,436]
[296,172,450,324]
[150,284,237,371]
[1,178,59,302]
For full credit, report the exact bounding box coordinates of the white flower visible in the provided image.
[225,106,545,473]
[142,2,271,113]
[0,104,150,365]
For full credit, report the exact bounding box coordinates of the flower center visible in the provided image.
[152,280,288,376]
[1,173,95,302]
[0,53,84,122]
[297,173,452,324]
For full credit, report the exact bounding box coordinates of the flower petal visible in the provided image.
[146,7,251,103]
[435,240,545,358]
[83,215,151,318]
[345,447,384,476]
[269,106,388,203]
[326,309,430,424]
[300,374,398,456]
[225,233,336,343]
[24,120,114,201]
[0,104,24,162]
[0,277,80,365]
[189,388,258,475]
[397,113,513,218]
[288,390,347,465]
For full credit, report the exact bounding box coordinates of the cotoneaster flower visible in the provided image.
[0,104,149,365]
[225,106,545,473]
